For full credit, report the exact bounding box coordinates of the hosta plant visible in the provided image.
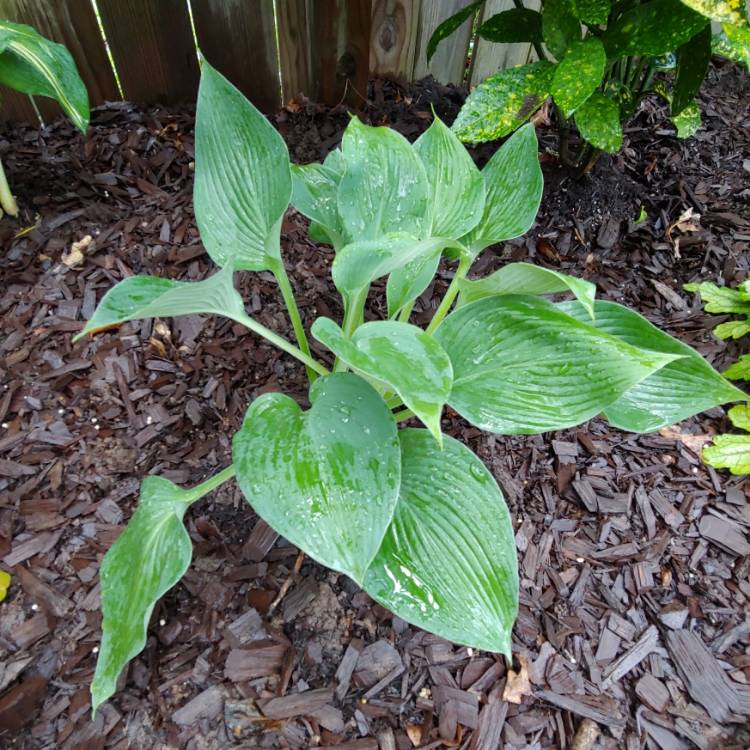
[685,279,750,473]
[0,20,88,217]
[78,60,745,713]
[429,0,750,172]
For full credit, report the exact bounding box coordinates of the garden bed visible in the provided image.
[0,60,749,749]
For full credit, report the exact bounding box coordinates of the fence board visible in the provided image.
[370,0,420,78]
[277,0,314,104]
[469,0,539,87]
[192,0,280,112]
[413,0,474,84]
[312,0,371,106]
[97,0,199,104]
[1,89,38,124]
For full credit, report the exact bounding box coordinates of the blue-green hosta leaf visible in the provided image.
[386,252,442,319]
[452,62,555,144]
[338,117,429,241]
[232,373,400,583]
[457,262,596,318]
[73,266,245,342]
[0,20,88,132]
[363,429,517,655]
[603,0,709,57]
[673,26,712,115]
[461,125,544,257]
[713,23,750,70]
[543,0,581,59]
[311,319,453,443]
[291,151,346,248]
[435,295,679,434]
[478,9,543,43]
[426,0,484,63]
[725,355,750,380]
[556,300,746,432]
[91,477,194,713]
[684,281,750,314]
[413,116,485,239]
[672,102,702,138]
[703,435,750,474]
[574,92,623,153]
[678,0,747,24]
[569,0,611,25]
[551,37,606,116]
[194,62,291,271]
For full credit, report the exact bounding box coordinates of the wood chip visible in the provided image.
[259,687,334,719]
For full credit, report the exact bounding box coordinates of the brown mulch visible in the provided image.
[1,60,749,749]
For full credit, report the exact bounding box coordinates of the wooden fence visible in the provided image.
[0,0,536,123]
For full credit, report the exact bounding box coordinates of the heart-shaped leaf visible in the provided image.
[0,20,88,132]
[460,124,544,257]
[363,429,517,655]
[312,319,453,443]
[92,477,194,713]
[338,117,429,241]
[574,92,623,153]
[232,373,400,583]
[557,300,746,432]
[73,265,245,341]
[413,115,485,239]
[435,295,679,434]
[551,37,606,116]
[457,262,596,319]
[194,61,291,271]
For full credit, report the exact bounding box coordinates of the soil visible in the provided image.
[1,60,749,749]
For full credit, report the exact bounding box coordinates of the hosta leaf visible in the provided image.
[435,295,678,434]
[232,373,400,583]
[574,92,623,153]
[194,62,291,271]
[413,116,485,239]
[0,20,88,132]
[703,435,750,474]
[684,281,750,314]
[603,0,708,57]
[673,26,712,115]
[672,102,702,138]
[91,477,194,713]
[569,0,611,25]
[73,266,245,341]
[479,9,543,43]
[725,355,750,380]
[461,125,543,257]
[386,252,442,318]
[452,61,555,144]
[427,0,484,63]
[729,403,750,431]
[363,429,517,655]
[457,262,596,319]
[338,117,429,241]
[311,319,453,443]
[678,0,747,24]
[556,300,746,432]
[543,0,581,59]
[291,150,346,248]
[551,37,606,116]
[713,23,750,70]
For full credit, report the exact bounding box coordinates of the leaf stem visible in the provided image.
[397,301,415,322]
[184,464,236,504]
[270,258,316,382]
[425,256,472,336]
[0,155,18,217]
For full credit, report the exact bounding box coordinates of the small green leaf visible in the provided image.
[557,299,747,432]
[574,92,623,153]
[478,9,543,43]
[461,124,543,257]
[684,281,750,314]
[414,116,486,239]
[703,434,750,474]
[457,262,596,319]
[452,61,555,144]
[725,355,750,380]
[386,253,442,319]
[551,37,606,116]
[673,26,712,115]
[194,62,291,271]
[232,373,400,583]
[338,117,429,241]
[569,0,611,25]
[0,20,88,131]
[312,319,453,443]
[728,403,750,431]
[713,23,750,71]
[714,319,750,340]
[672,102,702,138]
[427,0,484,63]
[602,0,709,57]
[73,266,245,342]
[543,0,581,59]
[91,477,194,713]
[363,429,517,655]
[678,0,747,25]
[435,295,678,435]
